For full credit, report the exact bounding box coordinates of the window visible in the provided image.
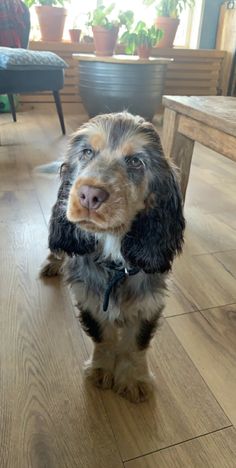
[30,0,204,49]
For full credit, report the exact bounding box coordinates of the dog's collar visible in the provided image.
[102,263,140,312]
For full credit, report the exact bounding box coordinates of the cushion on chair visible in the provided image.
[0,47,68,70]
[0,69,65,93]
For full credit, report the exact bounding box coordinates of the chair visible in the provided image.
[0,1,67,134]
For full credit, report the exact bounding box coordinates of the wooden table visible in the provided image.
[162,96,236,200]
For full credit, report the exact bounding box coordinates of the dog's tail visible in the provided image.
[33,161,62,175]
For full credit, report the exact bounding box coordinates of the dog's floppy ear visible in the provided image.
[121,128,185,274]
[48,162,95,256]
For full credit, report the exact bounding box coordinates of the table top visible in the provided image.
[73,53,172,65]
[163,96,236,137]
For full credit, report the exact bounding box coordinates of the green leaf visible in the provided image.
[142,0,155,5]
[88,3,118,29]
[104,3,115,16]
[134,21,147,34]
[121,32,137,54]
[151,0,195,18]
[23,0,36,6]
[118,10,134,30]
[37,0,66,5]
[120,19,165,51]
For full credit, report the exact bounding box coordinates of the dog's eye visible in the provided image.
[81,148,94,159]
[125,156,144,169]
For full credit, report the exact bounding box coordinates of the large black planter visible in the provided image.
[73,55,172,120]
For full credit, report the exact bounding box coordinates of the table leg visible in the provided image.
[162,108,194,201]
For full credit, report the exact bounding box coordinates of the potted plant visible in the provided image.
[120,21,163,59]
[143,0,195,48]
[24,0,67,42]
[69,18,82,43]
[69,28,81,43]
[87,4,134,56]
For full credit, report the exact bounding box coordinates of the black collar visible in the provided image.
[103,263,140,312]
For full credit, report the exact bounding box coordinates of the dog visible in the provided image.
[40,112,185,404]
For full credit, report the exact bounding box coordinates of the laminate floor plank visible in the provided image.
[216,210,236,231]
[32,175,60,225]
[168,304,236,425]
[125,427,236,468]
[164,278,198,318]
[0,145,33,191]
[185,143,236,216]
[183,208,236,256]
[0,190,45,225]
[172,252,236,313]
[0,222,48,252]
[213,250,236,277]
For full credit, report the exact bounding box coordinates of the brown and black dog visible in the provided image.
[41,112,185,403]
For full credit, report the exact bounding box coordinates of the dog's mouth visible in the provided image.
[66,202,119,232]
[74,218,126,235]
[78,219,102,231]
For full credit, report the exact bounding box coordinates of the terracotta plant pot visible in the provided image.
[137,45,151,59]
[69,29,81,43]
[154,17,180,48]
[92,26,119,56]
[35,6,67,42]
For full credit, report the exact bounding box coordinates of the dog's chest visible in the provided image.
[96,233,124,264]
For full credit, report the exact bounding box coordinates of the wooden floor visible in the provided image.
[0,111,236,468]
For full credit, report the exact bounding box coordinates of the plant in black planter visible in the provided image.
[143,0,195,48]
[24,0,67,42]
[87,4,134,56]
[121,21,163,59]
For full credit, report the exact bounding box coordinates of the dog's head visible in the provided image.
[49,112,185,273]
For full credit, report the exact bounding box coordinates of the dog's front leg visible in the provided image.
[114,314,160,403]
[40,251,65,277]
[82,313,118,390]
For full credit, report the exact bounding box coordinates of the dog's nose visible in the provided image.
[78,185,109,210]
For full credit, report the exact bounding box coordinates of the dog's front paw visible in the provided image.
[39,253,64,278]
[84,361,114,390]
[114,378,153,403]
[114,353,154,403]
